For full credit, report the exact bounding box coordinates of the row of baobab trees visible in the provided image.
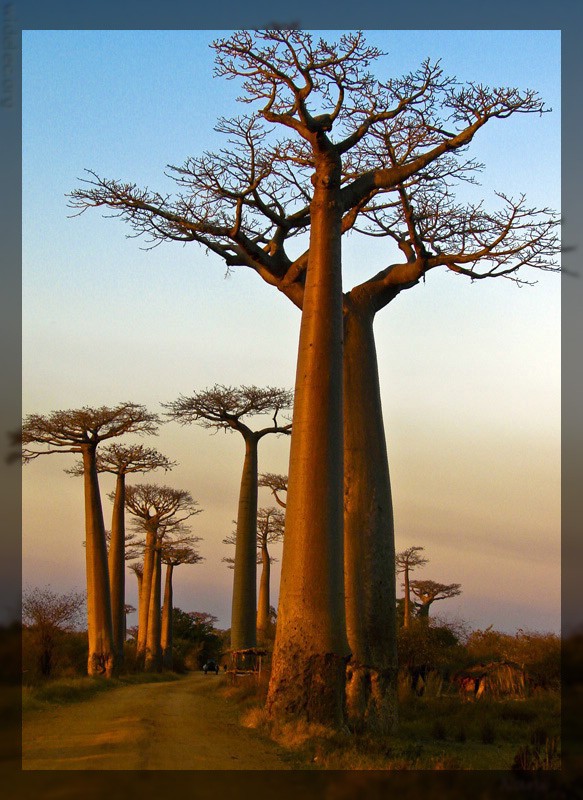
[19,385,294,677]
[26,31,559,732]
[20,394,460,680]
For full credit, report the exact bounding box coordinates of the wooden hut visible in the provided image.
[227,647,267,684]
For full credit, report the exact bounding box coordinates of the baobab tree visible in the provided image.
[124,483,201,670]
[67,443,176,665]
[223,506,285,642]
[128,562,143,642]
[21,404,160,676]
[123,604,136,643]
[255,507,285,641]
[129,562,143,598]
[69,30,559,726]
[258,473,288,509]
[160,536,204,669]
[396,547,429,629]
[164,385,291,651]
[409,579,462,622]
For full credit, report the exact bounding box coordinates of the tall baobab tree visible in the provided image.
[69,30,559,726]
[129,562,143,599]
[224,506,285,642]
[128,562,143,643]
[396,547,429,629]
[258,473,288,509]
[67,443,176,665]
[123,604,136,644]
[164,385,291,651]
[124,484,201,670]
[160,536,203,669]
[21,404,160,676]
[409,579,462,622]
[255,507,285,641]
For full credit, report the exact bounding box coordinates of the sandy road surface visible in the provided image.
[22,673,293,770]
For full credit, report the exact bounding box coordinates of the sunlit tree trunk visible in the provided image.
[161,562,174,669]
[137,523,156,667]
[403,566,412,629]
[256,543,270,642]
[133,567,143,620]
[231,434,259,650]
[145,543,162,671]
[343,303,397,733]
[267,155,350,727]
[109,472,126,665]
[82,445,115,676]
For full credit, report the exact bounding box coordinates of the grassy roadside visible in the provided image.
[217,675,561,770]
[22,671,181,713]
[21,669,562,770]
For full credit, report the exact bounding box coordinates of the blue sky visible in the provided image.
[21,29,561,633]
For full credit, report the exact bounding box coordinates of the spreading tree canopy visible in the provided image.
[69,30,559,726]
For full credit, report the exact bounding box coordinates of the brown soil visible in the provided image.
[22,672,293,770]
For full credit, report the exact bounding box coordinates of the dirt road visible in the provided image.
[22,673,293,770]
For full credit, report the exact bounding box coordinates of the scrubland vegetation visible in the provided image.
[230,623,561,770]
[21,606,561,771]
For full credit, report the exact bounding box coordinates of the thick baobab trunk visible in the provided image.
[134,568,143,597]
[145,544,162,671]
[137,523,157,666]
[82,445,115,677]
[161,563,174,670]
[256,544,271,642]
[109,472,126,665]
[230,435,258,650]
[267,156,350,728]
[343,304,398,733]
[403,566,412,629]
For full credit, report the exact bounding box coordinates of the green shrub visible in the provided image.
[22,628,87,684]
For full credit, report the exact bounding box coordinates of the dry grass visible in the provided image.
[228,682,561,771]
[22,671,180,712]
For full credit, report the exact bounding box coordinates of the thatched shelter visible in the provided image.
[227,647,268,684]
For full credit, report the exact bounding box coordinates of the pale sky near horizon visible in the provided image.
[21,29,561,635]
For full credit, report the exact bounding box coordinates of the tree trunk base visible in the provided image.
[87,650,115,678]
[144,651,162,673]
[345,660,398,734]
[266,648,349,729]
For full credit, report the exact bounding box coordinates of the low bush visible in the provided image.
[232,685,561,770]
[22,671,180,712]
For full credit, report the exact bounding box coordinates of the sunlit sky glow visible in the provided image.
[22,29,560,634]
